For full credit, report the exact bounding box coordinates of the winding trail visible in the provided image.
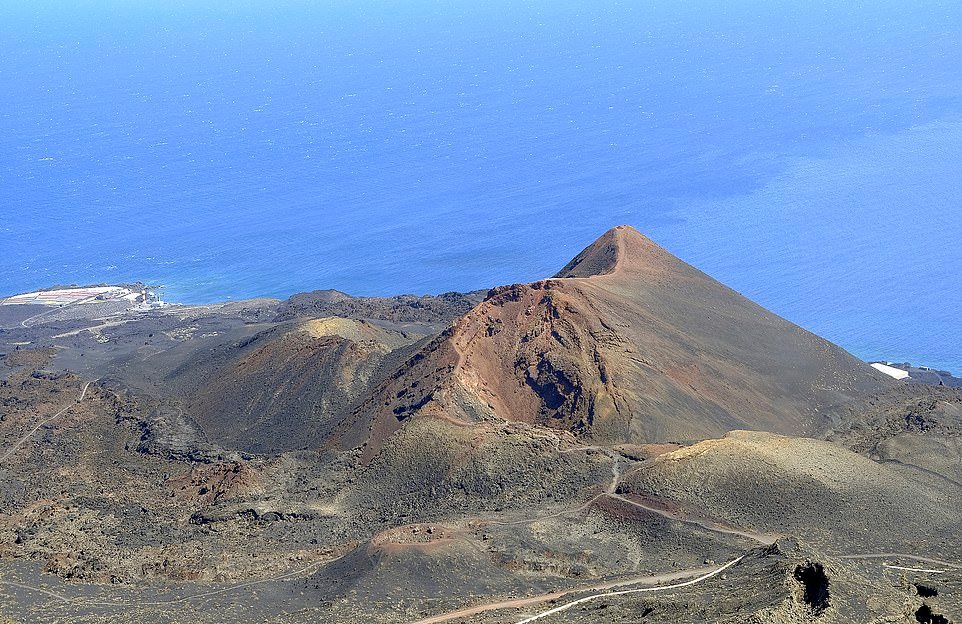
[51,318,132,340]
[607,492,778,545]
[410,549,962,624]
[79,557,334,607]
[591,448,778,545]
[0,381,95,464]
[512,556,744,624]
[410,446,952,624]
[507,445,779,546]
[19,306,59,329]
[0,554,347,609]
[1,433,958,619]
[409,561,733,624]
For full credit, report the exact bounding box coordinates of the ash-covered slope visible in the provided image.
[343,226,887,455]
[618,430,962,558]
[167,318,424,454]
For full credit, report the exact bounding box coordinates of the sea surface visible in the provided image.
[1,1,960,372]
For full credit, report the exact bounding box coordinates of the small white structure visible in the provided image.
[870,362,910,380]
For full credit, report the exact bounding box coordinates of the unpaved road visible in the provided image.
[411,548,962,624]
[1,433,957,620]
[413,447,946,624]
[583,446,777,544]
[411,448,775,624]
[51,317,132,339]
[0,579,74,603]
[409,561,735,624]
[840,553,962,570]
[19,305,59,329]
[608,492,778,545]
[553,445,778,545]
[0,380,94,464]
[883,564,946,574]
[512,556,745,624]
[0,553,346,610]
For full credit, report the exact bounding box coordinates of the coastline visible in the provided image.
[1,282,957,383]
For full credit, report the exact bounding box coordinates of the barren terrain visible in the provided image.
[1,226,959,623]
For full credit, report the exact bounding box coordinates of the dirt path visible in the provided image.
[409,562,731,624]
[0,554,345,609]
[458,447,954,623]
[80,558,333,607]
[840,553,962,570]
[438,553,962,624]
[0,380,94,464]
[20,308,55,329]
[3,432,957,619]
[51,317,132,339]
[607,492,779,545]
[413,447,772,623]
[562,445,777,546]
[0,579,74,603]
[883,564,946,574]
[512,556,745,624]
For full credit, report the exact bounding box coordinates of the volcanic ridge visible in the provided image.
[0,226,958,624]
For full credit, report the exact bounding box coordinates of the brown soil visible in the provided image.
[348,226,887,459]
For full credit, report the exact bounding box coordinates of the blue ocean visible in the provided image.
[1,1,960,372]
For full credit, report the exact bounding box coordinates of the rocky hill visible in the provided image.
[340,226,888,459]
[0,226,958,624]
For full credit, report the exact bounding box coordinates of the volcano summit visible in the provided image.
[0,227,959,623]
[347,226,887,459]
